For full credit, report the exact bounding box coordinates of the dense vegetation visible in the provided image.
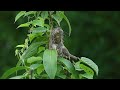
[0,11,120,79]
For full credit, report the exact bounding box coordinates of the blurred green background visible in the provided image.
[0,11,120,79]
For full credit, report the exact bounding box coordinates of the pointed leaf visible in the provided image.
[56,74,66,79]
[21,42,46,62]
[38,46,45,53]
[1,66,28,79]
[60,12,72,36]
[32,18,44,27]
[31,27,47,34]
[17,22,31,29]
[16,44,25,48]
[9,75,26,79]
[28,34,37,42]
[58,57,79,79]
[24,11,36,17]
[80,57,99,75]
[27,56,42,63]
[80,73,93,79]
[80,64,94,76]
[30,64,41,70]
[41,11,48,19]
[74,61,83,71]
[43,49,57,79]
[56,11,64,22]
[15,11,26,22]
[37,64,44,75]
[15,49,19,56]
[52,14,61,26]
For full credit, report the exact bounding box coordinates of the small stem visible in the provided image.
[48,11,54,49]
[48,11,53,30]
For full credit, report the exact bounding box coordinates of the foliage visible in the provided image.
[1,11,98,79]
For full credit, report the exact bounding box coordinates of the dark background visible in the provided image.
[0,11,120,79]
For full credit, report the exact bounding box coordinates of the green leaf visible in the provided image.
[80,64,94,76]
[41,11,48,19]
[27,56,42,63]
[80,73,93,79]
[38,47,45,53]
[56,11,64,22]
[43,49,57,79]
[52,14,61,26]
[24,11,36,17]
[56,74,66,79]
[16,44,25,48]
[60,12,72,36]
[52,11,64,26]
[9,75,26,79]
[74,61,83,71]
[31,27,47,34]
[15,49,19,56]
[20,42,46,62]
[37,64,44,75]
[15,11,26,23]
[44,24,50,30]
[32,18,44,27]
[17,22,31,29]
[80,57,99,75]
[30,64,41,70]
[1,66,28,79]
[58,57,79,79]
[28,34,37,42]
[56,64,63,75]
[32,27,47,31]
[40,74,49,79]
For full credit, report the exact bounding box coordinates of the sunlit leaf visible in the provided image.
[44,24,50,30]
[80,64,94,76]
[15,11,26,23]
[9,75,26,79]
[15,49,19,56]
[17,22,31,29]
[16,45,25,48]
[80,57,98,75]
[43,49,57,79]
[32,19,44,27]
[38,47,45,53]
[28,34,37,42]
[74,61,83,71]
[27,56,42,63]
[37,64,44,75]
